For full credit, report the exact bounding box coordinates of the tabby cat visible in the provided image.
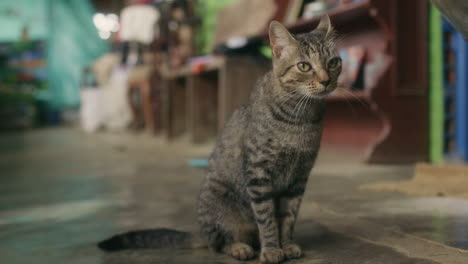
[98,15,341,264]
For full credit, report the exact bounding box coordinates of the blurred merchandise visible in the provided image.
[338,46,365,90]
[80,88,102,133]
[168,0,196,68]
[0,39,47,130]
[120,5,160,44]
[188,55,216,74]
[364,52,391,90]
[284,0,304,25]
[80,67,102,133]
[102,66,133,131]
[213,38,268,57]
[121,41,145,66]
[119,4,159,67]
[302,1,327,20]
[213,0,276,47]
[92,53,121,86]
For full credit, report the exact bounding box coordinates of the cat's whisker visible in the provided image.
[298,94,311,123]
[291,97,301,122]
[296,97,306,122]
[276,91,297,106]
[299,96,311,118]
[340,91,357,118]
[301,96,313,132]
[290,96,301,123]
[336,87,368,108]
[278,91,300,108]
[292,94,307,123]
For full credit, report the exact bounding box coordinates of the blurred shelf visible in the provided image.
[9,59,46,69]
[257,0,372,38]
[160,56,225,80]
[287,1,371,33]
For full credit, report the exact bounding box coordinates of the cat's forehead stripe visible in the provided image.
[296,34,333,58]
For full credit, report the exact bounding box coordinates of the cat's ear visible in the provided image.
[314,14,334,39]
[269,21,296,58]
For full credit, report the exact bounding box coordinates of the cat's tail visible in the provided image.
[97,228,207,252]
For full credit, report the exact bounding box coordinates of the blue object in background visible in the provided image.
[188,159,209,168]
[443,20,468,162]
[454,29,468,162]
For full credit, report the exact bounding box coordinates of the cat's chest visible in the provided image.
[269,149,316,190]
[262,117,324,151]
[270,127,322,152]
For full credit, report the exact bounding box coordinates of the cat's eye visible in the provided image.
[297,62,312,72]
[328,58,341,69]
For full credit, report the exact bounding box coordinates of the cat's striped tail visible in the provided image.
[97,228,207,251]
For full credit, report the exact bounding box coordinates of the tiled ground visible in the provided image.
[1,128,467,264]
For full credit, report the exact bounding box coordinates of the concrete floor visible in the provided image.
[1,128,467,264]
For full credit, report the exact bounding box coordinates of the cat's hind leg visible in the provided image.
[198,180,258,261]
[199,206,258,261]
[221,220,258,261]
[199,214,257,261]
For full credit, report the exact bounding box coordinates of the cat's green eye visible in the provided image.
[297,62,312,72]
[328,58,341,69]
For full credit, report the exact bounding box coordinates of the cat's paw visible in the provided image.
[226,243,255,261]
[260,247,284,264]
[283,243,302,259]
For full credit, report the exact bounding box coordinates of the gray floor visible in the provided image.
[1,128,467,264]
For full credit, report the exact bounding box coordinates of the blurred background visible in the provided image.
[0,0,467,263]
[1,0,467,163]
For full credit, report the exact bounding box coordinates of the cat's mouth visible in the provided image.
[315,85,336,97]
[303,85,336,98]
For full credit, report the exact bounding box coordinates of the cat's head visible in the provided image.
[269,15,341,98]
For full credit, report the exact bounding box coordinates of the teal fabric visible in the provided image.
[47,0,108,108]
[0,0,108,109]
[0,0,48,42]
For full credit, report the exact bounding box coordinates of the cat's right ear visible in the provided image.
[314,14,334,39]
[269,21,296,59]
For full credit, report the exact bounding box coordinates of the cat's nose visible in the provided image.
[320,79,331,87]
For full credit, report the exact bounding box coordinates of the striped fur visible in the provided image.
[198,16,341,263]
[98,17,340,264]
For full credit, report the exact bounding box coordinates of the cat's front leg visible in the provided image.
[278,180,306,259]
[247,168,284,264]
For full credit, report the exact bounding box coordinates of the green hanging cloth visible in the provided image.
[47,0,108,109]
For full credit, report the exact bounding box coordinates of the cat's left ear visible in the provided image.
[314,14,334,39]
[269,21,296,58]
